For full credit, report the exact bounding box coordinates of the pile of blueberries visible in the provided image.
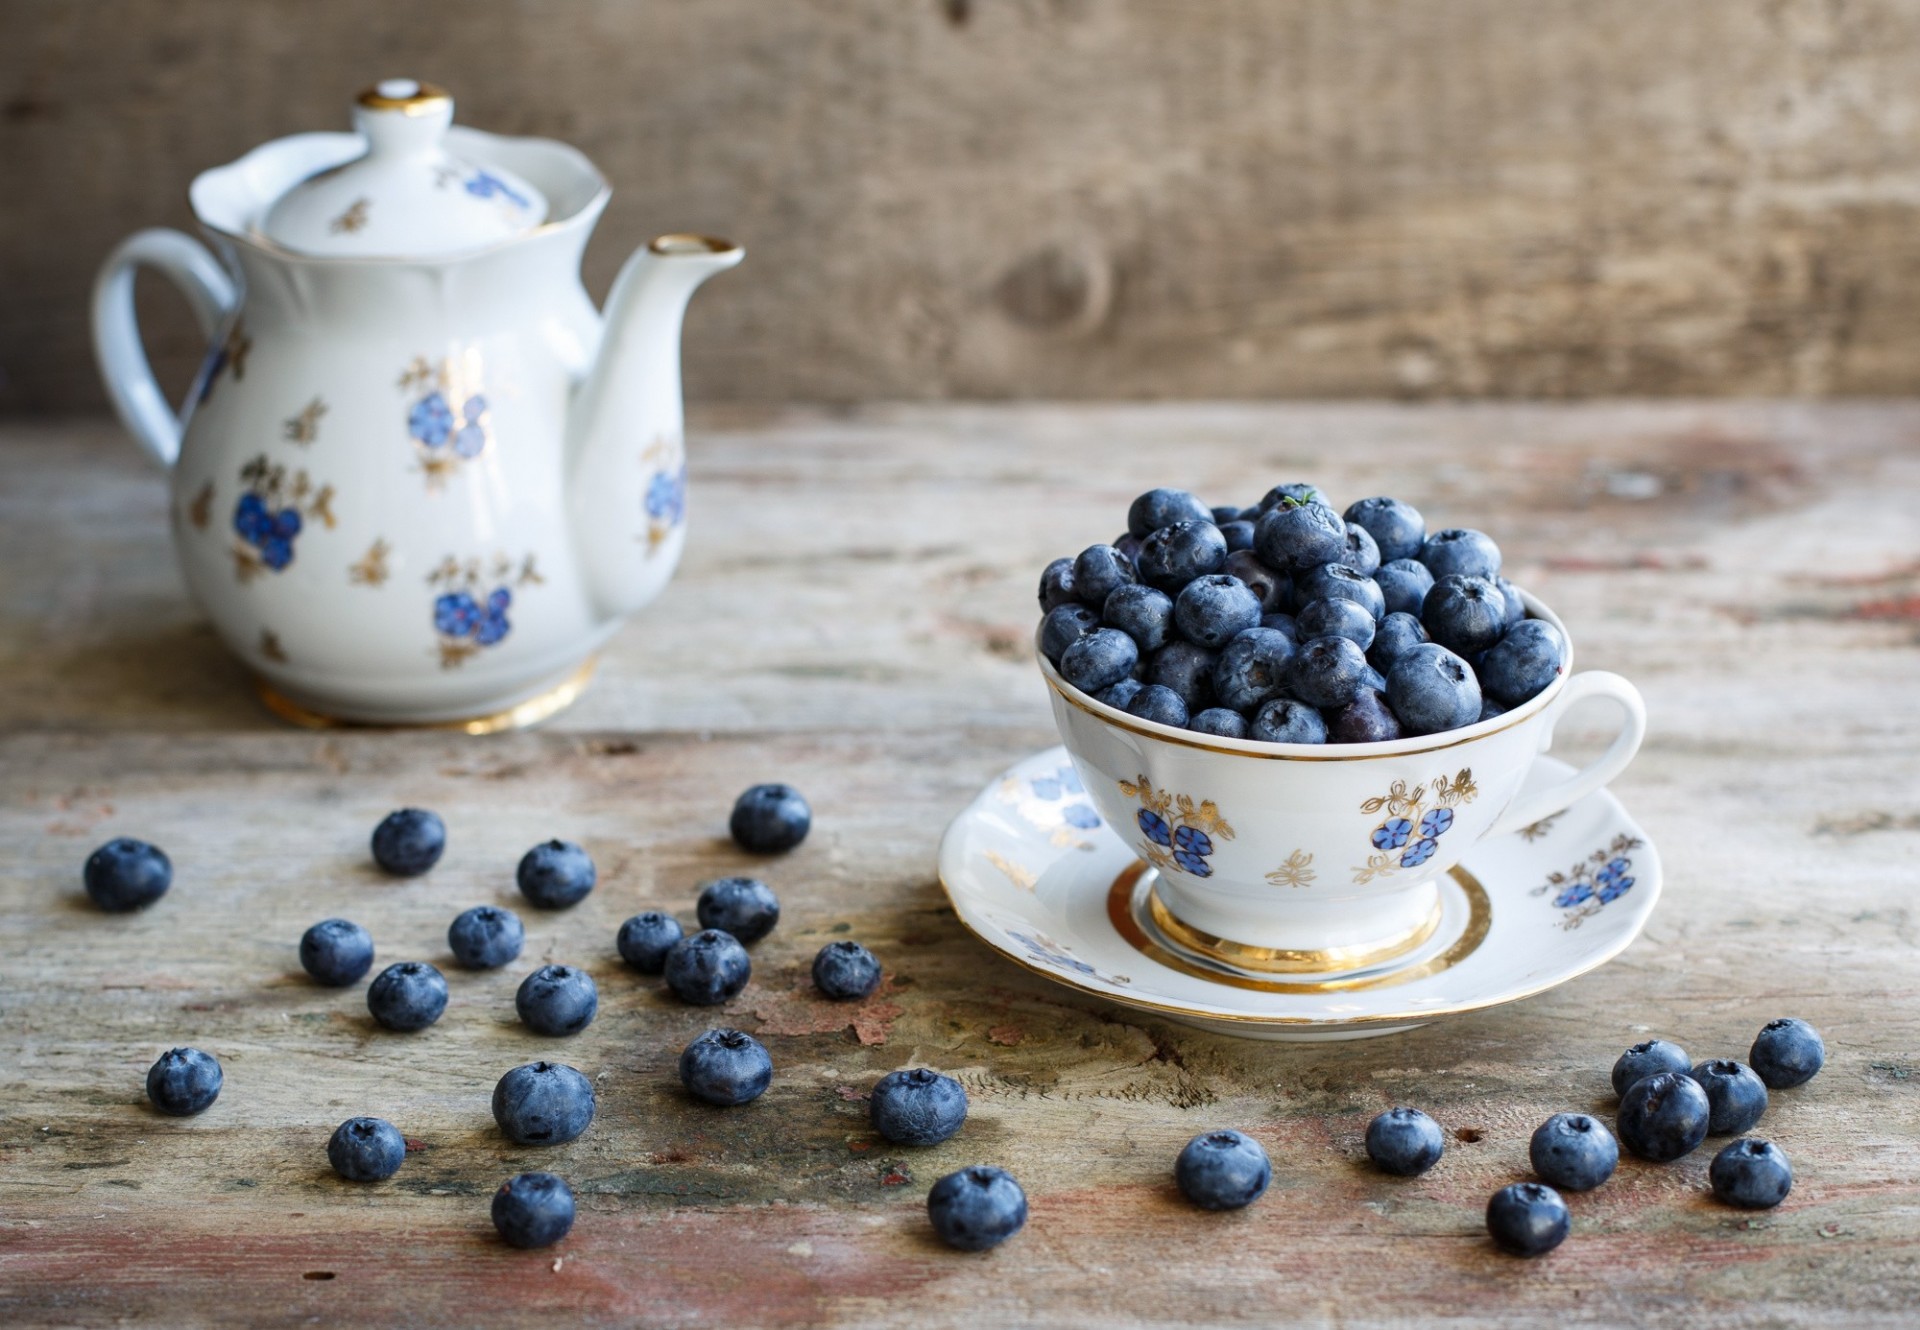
[1037,485,1566,743]
[87,784,1021,1252]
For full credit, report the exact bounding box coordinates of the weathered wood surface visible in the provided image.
[2,402,1918,1329]
[12,1,1920,415]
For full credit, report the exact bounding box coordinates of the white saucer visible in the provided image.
[936,747,1661,1041]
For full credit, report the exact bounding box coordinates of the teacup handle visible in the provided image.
[91,228,238,469]
[1488,670,1647,839]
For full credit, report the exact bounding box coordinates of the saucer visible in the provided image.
[936,747,1661,1041]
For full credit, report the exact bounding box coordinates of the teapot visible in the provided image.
[91,80,741,728]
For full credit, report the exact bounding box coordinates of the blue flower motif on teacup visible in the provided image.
[426,550,544,669]
[463,170,533,210]
[1533,832,1645,929]
[1005,927,1130,986]
[995,761,1102,847]
[399,355,491,487]
[1119,775,1236,879]
[228,453,336,584]
[639,437,689,551]
[1351,769,1478,884]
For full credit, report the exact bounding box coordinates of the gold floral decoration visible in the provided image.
[1351,767,1478,884]
[187,482,213,531]
[329,198,370,234]
[348,539,392,587]
[284,397,327,445]
[1265,849,1316,888]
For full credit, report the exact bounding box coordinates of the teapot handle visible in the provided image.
[91,229,238,469]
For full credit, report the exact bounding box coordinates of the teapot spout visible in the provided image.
[568,234,741,621]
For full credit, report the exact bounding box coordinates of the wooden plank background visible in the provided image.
[10,0,1920,415]
[2,402,1918,1327]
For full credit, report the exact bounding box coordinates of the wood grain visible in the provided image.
[11,1,1920,414]
[2,402,1919,1327]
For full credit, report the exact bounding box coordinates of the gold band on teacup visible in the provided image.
[1145,881,1442,975]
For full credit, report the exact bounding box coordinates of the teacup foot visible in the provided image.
[1144,880,1444,976]
[255,656,596,734]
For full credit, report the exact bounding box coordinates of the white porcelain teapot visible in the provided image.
[92,80,741,728]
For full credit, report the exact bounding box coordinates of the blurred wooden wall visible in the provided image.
[7,0,1920,414]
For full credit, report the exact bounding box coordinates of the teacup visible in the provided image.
[1041,590,1645,974]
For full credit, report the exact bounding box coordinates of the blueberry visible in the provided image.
[812,940,883,999]
[1421,527,1502,580]
[516,964,599,1036]
[1114,532,1144,564]
[1295,563,1385,621]
[1528,1113,1618,1192]
[1209,504,1244,525]
[1059,627,1139,694]
[1478,698,1507,723]
[679,1028,773,1106]
[1250,697,1327,744]
[1611,1039,1692,1097]
[1189,707,1249,739]
[1709,1138,1793,1209]
[616,911,685,974]
[1749,1018,1825,1089]
[696,876,781,944]
[1254,482,1332,513]
[366,961,448,1032]
[327,1116,407,1182]
[1480,619,1565,707]
[370,808,445,877]
[1259,611,1299,641]
[1145,641,1218,711]
[1689,1059,1769,1135]
[1219,519,1255,553]
[1337,522,1382,577]
[1212,626,1295,712]
[1254,499,1348,572]
[1073,543,1136,607]
[1485,1182,1570,1257]
[1173,575,1263,649]
[1288,634,1369,710]
[729,783,813,853]
[1126,683,1190,729]
[1128,487,1213,538]
[1365,1106,1444,1176]
[83,838,172,912]
[1360,663,1388,692]
[1385,643,1482,735]
[1374,558,1435,618]
[927,1166,1027,1251]
[491,1171,576,1248]
[1367,611,1430,674]
[1094,678,1144,710]
[1496,577,1526,627]
[516,839,596,909]
[1101,584,1174,654]
[1136,520,1228,592]
[1037,557,1077,612]
[1617,1070,1711,1161]
[1422,574,1508,656]
[1296,597,1377,651]
[146,1047,222,1116]
[1344,497,1426,563]
[492,1060,595,1144]
[447,905,524,970]
[664,929,752,1005]
[1174,1130,1272,1210]
[1221,549,1287,612]
[870,1067,968,1145]
[299,918,374,987]
[1327,688,1404,744]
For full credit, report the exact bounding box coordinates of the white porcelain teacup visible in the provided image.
[1041,591,1645,974]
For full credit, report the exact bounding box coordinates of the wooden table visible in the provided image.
[3,404,1917,1328]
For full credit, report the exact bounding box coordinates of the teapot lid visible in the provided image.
[260,80,547,257]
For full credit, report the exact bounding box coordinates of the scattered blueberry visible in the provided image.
[1421,527,1502,580]
[616,911,685,974]
[927,1166,1027,1251]
[1101,584,1175,654]
[491,1171,576,1248]
[1296,596,1377,651]
[1689,1059,1769,1135]
[1385,643,1482,735]
[299,918,374,987]
[696,876,781,944]
[1617,1071,1711,1161]
[812,940,883,1000]
[1136,520,1229,592]
[515,839,596,909]
[1709,1138,1793,1209]
[447,905,524,970]
[663,929,752,1005]
[1365,1107,1445,1176]
[1749,1018,1825,1089]
[1486,1182,1570,1257]
[1611,1039,1692,1097]
[1174,1130,1272,1210]
[1073,544,1136,607]
[1250,697,1328,744]
[1328,688,1404,743]
[1373,557,1435,618]
[1529,1113,1618,1192]
[1189,707,1250,738]
[1480,618,1565,707]
[1295,562,1385,621]
[1145,640,1218,711]
[1126,683,1190,728]
[870,1068,968,1145]
[370,808,445,877]
[728,783,814,856]
[516,964,598,1036]
[1288,634,1369,710]
[1059,627,1139,694]
[492,1061,595,1144]
[1366,611,1429,674]
[1344,497,1425,563]
[83,838,172,912]
[327,1116,407,1182]
[679,1028,773,1106]
[146,1047,222,1116]
[1128,487,1214,538]
[1254,498,1348,572]
[366,961,448,1032]
[1422,574,1508,656]
[1212,627,1294,712]
[1174,575,1263,649]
